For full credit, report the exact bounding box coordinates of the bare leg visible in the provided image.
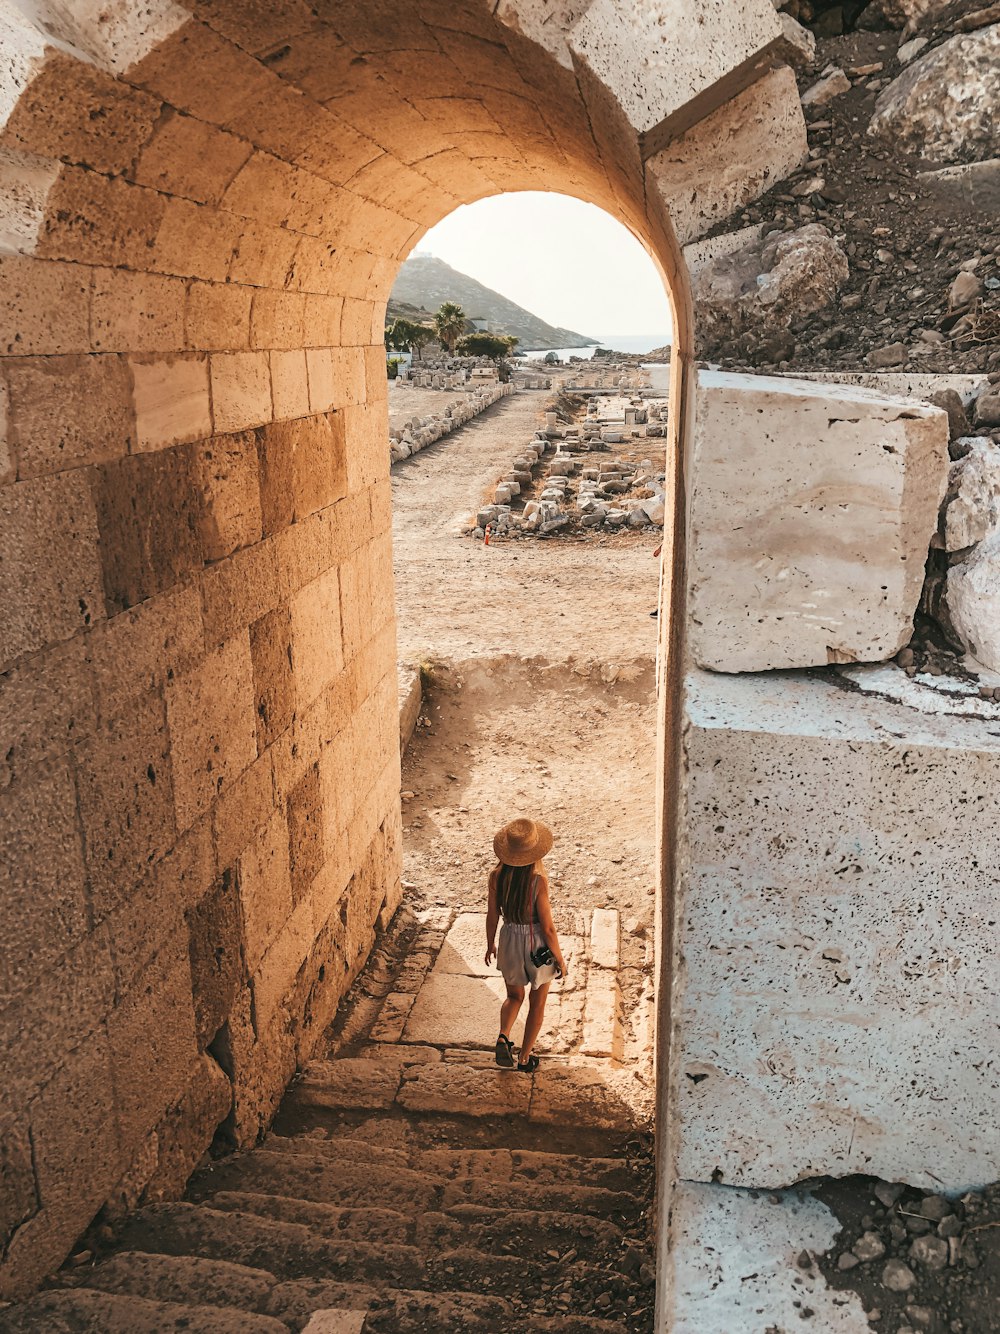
[519,983,551,1061]
[501,985,525,1039]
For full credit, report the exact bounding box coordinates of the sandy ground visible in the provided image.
[391,388,663,665]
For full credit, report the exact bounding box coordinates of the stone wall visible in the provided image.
[0,0,807,1303]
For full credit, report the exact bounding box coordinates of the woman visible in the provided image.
[484,817,568,1073]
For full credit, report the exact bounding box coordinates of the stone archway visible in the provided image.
[0,0,806,1300]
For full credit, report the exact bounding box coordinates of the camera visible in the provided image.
[530,943,554,968]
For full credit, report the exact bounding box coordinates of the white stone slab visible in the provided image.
[689,372,948,673]
[581,972,619,1057]
[433,912,496,977]
[302,1311,367,1334]
[589,908,619,970]
[677,668,1000,1191]
[669,1182,869,1333]
[404,972,508,1047]
[792,370,989,406]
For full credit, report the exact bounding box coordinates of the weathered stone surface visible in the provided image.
[399,1062,531,1117]
[187,871,244,1049]
[131,356,212,452]
[0,1289,288,1333]
[403,972,507,1047]
[870,25,1000,164]
[292,1058,401,1111]
[919,158,1000,211]
[693,225,848,352]
[801,68,851,106]
[678,668,1000,1191]
[689,372,948,673]
[91,446,203,614]
[646,67,806,245]
[942,437,1000,550]
[4,354,134,477]
[947,530,1000,671]
[165,633,257,832]
[0,472,104,669]
[249,605,295,749]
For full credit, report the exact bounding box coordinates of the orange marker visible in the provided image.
[484,524,491,546]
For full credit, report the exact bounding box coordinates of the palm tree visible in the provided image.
[433,302,466,354]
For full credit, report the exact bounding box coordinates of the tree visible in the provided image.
[433,301,466,353]
[455,331,515,360]
[384,317,432,355]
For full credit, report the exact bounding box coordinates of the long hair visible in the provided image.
[497,862,534,924]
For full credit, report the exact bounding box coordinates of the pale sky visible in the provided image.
[418,193,673,341]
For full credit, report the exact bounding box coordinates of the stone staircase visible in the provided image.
[0,908,656,1333]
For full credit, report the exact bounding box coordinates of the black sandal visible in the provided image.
[495,1034,516,1068]
[517,1054,539,1073]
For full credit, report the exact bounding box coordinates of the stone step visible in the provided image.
[191,1143,635,1221]
[265,1131,642,1192]
[0,1286,288,1333]
[113,1204,620,1296]
[204,1191,624,1263]
[264,1276,627,1334]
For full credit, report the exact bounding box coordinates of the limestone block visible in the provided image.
[290,566,344,709]
[210,351,272,434]
[870,25,1000,164]
[212,752,274,871]
[92,446,203,613]
[398,1062,531,1117]
[581,971,619,1057]
[777,12,815,66]
[0,255,90,356]
[3,353,132,478]
[251,893,314,1031]
[74,689,175,911]
[151,195,243,283]
[292,1058,401,1111]
[185,282,254,351]
[678,668,1000,1190]
[134,113,254,206]
[250,289,306,351]
[237,809,293,975]
[249,604,295,749]
[0,635,93,784]
[269,349,310,421]
[187,870,245,1049]
[0,761,88,1004]
[569,0,782,136]
[131,355,211,452]
[193,431,262,560]
[302,1311,367,1334]
[943,437,1000,551]
[801,68,850,106]
[107,941,199,1156]
[288,763,325,904]
[590,908,620,970]
[0,471,104,669]
[138,1051,233,1203]
[918,159,1000,212]
[947,531,1000,672]
[165,632,258,831]
[91,267,187,354]
[689,372,948,672]
[645,68,807,245]
[201,539,281,648]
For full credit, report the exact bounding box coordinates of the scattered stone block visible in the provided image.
[688,372,948,673]
[589,909,619,971]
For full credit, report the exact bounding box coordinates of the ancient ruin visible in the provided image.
[2,0,999,1330]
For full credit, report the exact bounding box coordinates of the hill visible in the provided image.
[388,254,596,350]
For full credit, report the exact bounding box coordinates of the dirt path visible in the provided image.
[391,388,662,665]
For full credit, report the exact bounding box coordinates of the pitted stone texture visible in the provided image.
[869,25,1000,165]
[677,668,1000,1191]
[947,530,1000,672]
[942,437,1000,551]
[689,372,948,673]
[693,224,848,349]
[645,67,806,245]
[669,1182,869,1333]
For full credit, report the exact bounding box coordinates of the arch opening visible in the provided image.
[0,0,808,1312]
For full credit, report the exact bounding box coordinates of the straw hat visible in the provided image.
[493,818,553,867]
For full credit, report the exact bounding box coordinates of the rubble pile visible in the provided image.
[469,393,668,540]
[693,2,1000,376]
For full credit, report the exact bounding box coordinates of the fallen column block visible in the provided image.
[689,372,948,673]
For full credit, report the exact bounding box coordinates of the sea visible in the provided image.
[522,333,670,360]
